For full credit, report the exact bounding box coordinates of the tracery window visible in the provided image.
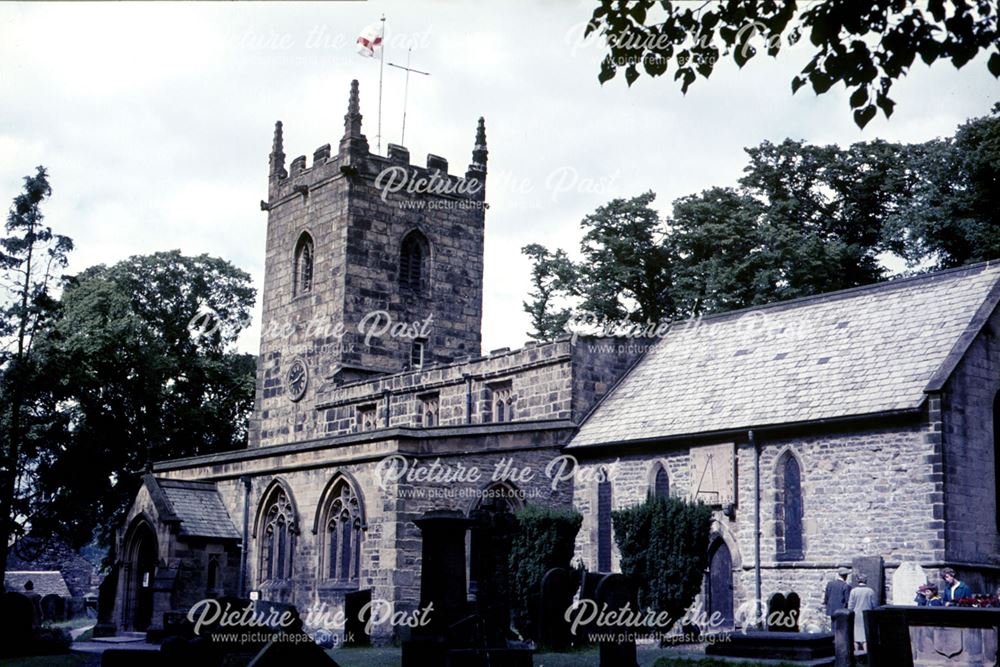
[319,479,363,585]
[259,488,295,582]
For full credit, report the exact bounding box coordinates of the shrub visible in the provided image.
[613,495,713,632]
[508,504,583,639]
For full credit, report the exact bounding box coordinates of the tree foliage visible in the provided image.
[586,0,999,128]
[0,166,73,578]
[523,107,1000,338]
[508,504,583,639]
[612,495,713,632]
[28,251,257,549]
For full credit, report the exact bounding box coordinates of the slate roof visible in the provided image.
[570,261,1000,448]
[148,477,241,540]
[5,571,71,597]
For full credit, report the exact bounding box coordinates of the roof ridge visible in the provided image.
[669,259,1000,328]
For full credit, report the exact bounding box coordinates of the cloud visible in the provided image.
[0,0,996,354]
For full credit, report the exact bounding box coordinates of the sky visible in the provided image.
[1,1,997,355]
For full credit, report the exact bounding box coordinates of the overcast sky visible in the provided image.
[1,1,996,354]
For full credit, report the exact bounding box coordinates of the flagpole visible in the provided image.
[401,48,412,145]
[387,54,431,147]
[377,14,386,153]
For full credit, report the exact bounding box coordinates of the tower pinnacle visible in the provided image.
[470,117,488,173]
[270,121,286,179]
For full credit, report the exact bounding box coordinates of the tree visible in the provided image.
[612,495,713,632]
[508,505,583,640]
[30,251,256,549]
[521,192,676,338]
[0,166,73,578]
[522,244,576,340]
[585,0,999,127]
[886,103,1000,267]
[670,187,764,315]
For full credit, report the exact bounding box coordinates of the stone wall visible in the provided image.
[315,337,644,436]
[941,304,1000,575]
[571,417,940,626]
[155,423,576,641]
[251,83,487,449]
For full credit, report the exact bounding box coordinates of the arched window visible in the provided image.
[293,232,314,296]
[489,382,514,423]
[318,478,364,585]
[597,470,612,572]
[775,451,804,561]
[651,463,670,499]
[258,486,296,582]
[399,231,429,292]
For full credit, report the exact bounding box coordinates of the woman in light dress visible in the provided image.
[847,574,877,652]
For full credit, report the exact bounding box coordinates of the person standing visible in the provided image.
[940,568,973,605]
[824,567,852,620]
[848,574,877,652]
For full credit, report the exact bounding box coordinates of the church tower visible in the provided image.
[249,80,488,447]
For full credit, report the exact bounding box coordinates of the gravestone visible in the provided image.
[539,567,577,651]
[469,508,516,647]
[831,608,855,667]
[768,593,789,631]
[344,588,372,646]
[852,556,885,605]
[595,574,639,667]
[41,593,65,622]
[0,592,35,656]
[576,572,606,644]
[786,592,801,633]
[891,561,928,606]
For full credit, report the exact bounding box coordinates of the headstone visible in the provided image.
[595,574,639,667]
[539,567,577,650]
[786,592,801,633]
[0,592,35,656]
[40,594,65,622]
[767,593,788,632]
[344,589,372,646]
[831,608,855,667]
[469,508,516,647]
[576,571,605,643]
[891,561,927,606]
[852,556,885,605]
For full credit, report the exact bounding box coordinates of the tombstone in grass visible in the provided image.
[0,592,35,657]
[40,593,65,622]
[852,556,885,605]
[539,567,577,651]
[785,592,801,633]
[468,507,517,648]
[595,574,639,667]
[767,593,788,632]
[890,561,927,606]
[831,608,855,667]
[576,571,606,644]
[344,589,372,646]
[401,510,473,667]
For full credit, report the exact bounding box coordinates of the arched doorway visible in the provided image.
[707,538,734,629]
[122,518,158,631]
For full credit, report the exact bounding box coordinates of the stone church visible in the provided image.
[110,79,1000,640]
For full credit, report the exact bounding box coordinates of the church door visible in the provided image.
[707,540,734,629]
[123,520,158,631]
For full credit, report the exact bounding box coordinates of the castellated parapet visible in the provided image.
[251,79,490,448]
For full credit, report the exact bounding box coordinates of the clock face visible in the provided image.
[286,358,308,402]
